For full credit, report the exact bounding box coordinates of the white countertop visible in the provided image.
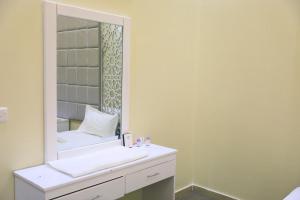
[14,144,177,192]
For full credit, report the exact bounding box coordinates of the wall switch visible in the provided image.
[0,107,8,123]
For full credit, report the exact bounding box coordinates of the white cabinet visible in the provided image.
[14,145,176,200]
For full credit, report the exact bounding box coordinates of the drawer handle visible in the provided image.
[90,195,102,200]
[147,172,160,178]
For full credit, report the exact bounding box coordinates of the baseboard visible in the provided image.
[175,184,194,199]
[175,184,240,200]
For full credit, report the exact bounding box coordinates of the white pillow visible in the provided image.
[78,105,119,137]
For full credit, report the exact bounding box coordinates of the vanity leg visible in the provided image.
[142,177,175,200]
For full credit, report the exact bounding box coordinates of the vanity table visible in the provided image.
[14,144,176,200]
[14,2,177,200]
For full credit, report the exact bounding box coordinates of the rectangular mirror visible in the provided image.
[44,2,130,161]
[56,16,123,151]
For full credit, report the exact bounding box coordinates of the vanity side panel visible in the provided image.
[142,177,175,200]
[15,177,46,200]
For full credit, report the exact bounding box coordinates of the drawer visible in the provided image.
[53,177,124,200]
[125,160,176,193]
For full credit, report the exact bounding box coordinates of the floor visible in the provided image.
[176,190,215,200]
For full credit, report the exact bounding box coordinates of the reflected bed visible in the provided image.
[57,130,118,151]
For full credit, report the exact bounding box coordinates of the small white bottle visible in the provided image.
[145,137,151,146]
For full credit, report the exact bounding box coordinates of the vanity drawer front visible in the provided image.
[53,177,124,200]
[125,160,176,193]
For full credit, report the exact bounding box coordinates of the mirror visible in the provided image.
[56,16,123,151]
[44,2,130,161]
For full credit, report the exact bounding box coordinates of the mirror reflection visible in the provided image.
[56,15,123,151]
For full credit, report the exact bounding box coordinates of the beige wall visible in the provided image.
[0,1,44,199]
[0,0,299,200]
[193,0,300,200]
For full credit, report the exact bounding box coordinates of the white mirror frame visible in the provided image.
[43,1,130,162]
